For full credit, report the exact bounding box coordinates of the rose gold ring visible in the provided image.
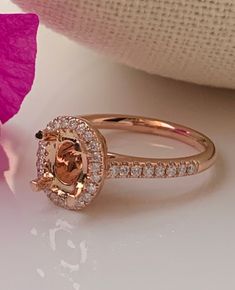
[31,114,216,210]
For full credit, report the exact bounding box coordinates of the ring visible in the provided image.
[31,114,216,210]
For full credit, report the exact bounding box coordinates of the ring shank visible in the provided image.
[83,114,216,174]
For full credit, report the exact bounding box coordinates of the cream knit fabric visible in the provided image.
[14,0,235,88]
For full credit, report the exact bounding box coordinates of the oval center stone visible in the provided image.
[55,140,86,186]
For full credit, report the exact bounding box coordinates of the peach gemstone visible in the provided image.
[55,140,87,187]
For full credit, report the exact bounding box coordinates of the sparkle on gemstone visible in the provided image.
[55,140,86,185]
[187,161,197,175]
[91,152,102,162]
[53,119,61,129]
[119,165,129,177]
[109,165,119,177]
[77,122,86,132]
[90,174,101,183]
[76,199,86,208]
[37,168,44,177]
[178,163,187,176]
[37,146,46,156]
[90,163,100,172]
[155,163,165,177]
[37,140,47,151]
[86,183,96,194]
[131,165,142,177]
[143,164,154,177]
[83,193,93,203]
[69,118,78,130]
[36,155,44,165]
[166,163,177,177]
[88,140,100,151]
[39,140,47,147]
[46,121,55,131]
[61,117,69,129]
[83,131,93,142]
[47,119,61,131]
[36,156,44,163]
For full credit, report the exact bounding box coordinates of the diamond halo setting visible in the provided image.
[32,116,106,210]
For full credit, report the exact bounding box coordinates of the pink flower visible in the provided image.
[0,13,39,124]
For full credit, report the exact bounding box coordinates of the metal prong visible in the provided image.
[30,174,54,192]
[35,130,58,142]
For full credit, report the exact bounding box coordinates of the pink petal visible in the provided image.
[0,13,39,124]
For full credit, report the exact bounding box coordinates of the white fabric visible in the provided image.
[14,0,235,89]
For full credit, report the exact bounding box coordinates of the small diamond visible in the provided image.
[143,164,154,177]
[131,165,142,177]
[88,140,100,151]
[46,121,55,131]
[86,183,96,194]
[90,174,101,183]
[77,122,86,133]
[37,168,44,177]
[36,157,44,167]
[37,146,46,157]
[155,163,165,177]
[75,199,86,208]
[68,118,78,130]
[36,156,44,164]
[39,140,47,148]
[119,165,129,177]
[53,119,61,129]
[37,140,47,151]
[109,165,119,177]
[166,163,177,177]
[61,117,69,129]
[83,131,93,142]
[187,161,197,175]
[91,152,102,162]
[83,193,93,203]
[47,119,60,131]
[90,163,100,172]
[178,163,187,176]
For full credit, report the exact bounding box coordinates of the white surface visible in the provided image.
[1,2,235,290]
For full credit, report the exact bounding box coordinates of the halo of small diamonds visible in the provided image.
[36,116,106,210]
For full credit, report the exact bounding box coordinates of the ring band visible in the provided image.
[31,114,216,210]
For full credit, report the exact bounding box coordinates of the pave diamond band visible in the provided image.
[108,161,198,179]
[31,114,216,211]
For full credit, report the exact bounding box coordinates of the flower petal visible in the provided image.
[0,13,39,124]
